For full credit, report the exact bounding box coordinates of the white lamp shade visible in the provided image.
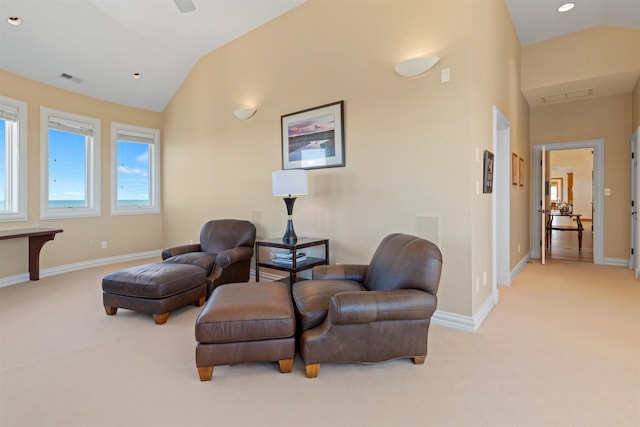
[272,169,308,196]
[395,56,440,77]
[233,107,257,120]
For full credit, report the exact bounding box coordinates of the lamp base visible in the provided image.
[282,219,297,244]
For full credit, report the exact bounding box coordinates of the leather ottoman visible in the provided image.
[195,281,295,381]
[102,262,207,325]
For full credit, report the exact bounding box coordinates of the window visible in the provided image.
[111,122,160,215]
[41,107,100,219]
[0,96,27,222]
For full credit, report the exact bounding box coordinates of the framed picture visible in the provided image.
[512,153,518,185]
[519,156,524,186]
[281,100,345,170]
[483,150,494,194]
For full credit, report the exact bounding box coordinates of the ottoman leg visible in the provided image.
[152,312,170,325]
[278,359,294,373]
[198,366,214,381]
[305,364,320,378]
[104,306,118,316]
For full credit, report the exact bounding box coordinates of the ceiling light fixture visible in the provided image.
[7,16,22,26]
[132,73,142,79]
[557,3,575,12]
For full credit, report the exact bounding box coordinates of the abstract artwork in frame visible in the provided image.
[483,150,494,194]
[281,101,345,170]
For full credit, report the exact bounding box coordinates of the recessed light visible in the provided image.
[132,73,142,79]
[7,16,22,26]
[558,3,575,12]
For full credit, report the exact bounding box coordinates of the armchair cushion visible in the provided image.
[292,280,364,331]
[163,252,216,273]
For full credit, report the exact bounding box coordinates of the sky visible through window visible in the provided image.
[117,140,150,206]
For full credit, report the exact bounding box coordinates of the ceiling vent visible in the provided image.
[59,72,83,84]
[541,88,593,104]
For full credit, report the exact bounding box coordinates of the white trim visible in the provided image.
[110,122,161,216]
[510,252,531,284]
[604,258,631,267]
[493,106,511,299]
[0,250,160,288]
[40,107,101,219]
[432,294,496,332]
[532,139,604,264]
[0,96,28,222]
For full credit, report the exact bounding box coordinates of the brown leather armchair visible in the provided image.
[162,219,256,297]
[292,233,443,378]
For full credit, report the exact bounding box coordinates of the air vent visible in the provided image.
[59,73,83,84]
[541,88,593,103]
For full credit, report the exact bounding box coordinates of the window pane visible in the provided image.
[0,119,5,211]
[116,140,150,206]
[48,129,87,208]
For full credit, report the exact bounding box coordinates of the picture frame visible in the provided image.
[519,156,524,186]
[512,153,518,185]
[483,150,494,194]
[281,100,345,170]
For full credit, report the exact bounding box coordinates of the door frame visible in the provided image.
[492,106,510,298]
[532,139,604,264]
[631,127,639,276]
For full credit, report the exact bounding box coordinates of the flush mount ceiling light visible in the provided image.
[233,107,257,120]
[395,56,440,78]
[7,16,22,26]
[132,73,142,79]
[558,3,575,12]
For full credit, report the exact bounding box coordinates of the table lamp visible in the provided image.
[272,169,308,244]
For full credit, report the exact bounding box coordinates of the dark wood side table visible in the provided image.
[255,237,329,284]
[546,211,584,250]
[0,228,63,280]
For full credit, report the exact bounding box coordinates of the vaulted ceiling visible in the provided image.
[1,0,638,112]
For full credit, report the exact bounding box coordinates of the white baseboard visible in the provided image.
[432,291,497,333]
[510,252,531,284]
[604,257,629,267]
[0,250,161,289]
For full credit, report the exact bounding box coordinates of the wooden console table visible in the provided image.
[0,228,63,280]
[546,212,583,251]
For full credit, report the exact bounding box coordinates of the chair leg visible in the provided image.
[194,296,206,307]
[278,359,294,373]
[104,306,117,315]
[197,366,213,381]
[305,364,320,378]
[413,355,426,365]
[152,312,170,325]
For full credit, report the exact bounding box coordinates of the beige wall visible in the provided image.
[0,70,163,277]
[163,0,526,317]
[531,93,631,259]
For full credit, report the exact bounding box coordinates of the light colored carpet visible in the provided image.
[1,258,638,427]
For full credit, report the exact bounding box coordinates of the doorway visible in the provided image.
[532,139,604,264]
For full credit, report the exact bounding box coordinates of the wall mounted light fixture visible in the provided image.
[395,56,440,78]
[233,107,257,120]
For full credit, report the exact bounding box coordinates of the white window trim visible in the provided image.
[40,107,101,219]
[110,122,161,216]
[0,96,28,222]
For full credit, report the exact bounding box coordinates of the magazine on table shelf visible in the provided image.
[272,251,307,266]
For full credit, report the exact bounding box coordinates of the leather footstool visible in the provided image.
[195,281,295,381]
[102,262,207,325]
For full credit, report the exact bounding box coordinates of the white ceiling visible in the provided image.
[0,0,638,112]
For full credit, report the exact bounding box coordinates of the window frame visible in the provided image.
[0,96,28,222]
[110,122,161,216]
[40,107,101,219]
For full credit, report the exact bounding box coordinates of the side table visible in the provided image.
[255,237,329,284]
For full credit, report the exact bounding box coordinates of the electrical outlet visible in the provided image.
[189,239,193,244]
[518,244,521,253]
[483,271,487,286]
[101,241,108,249]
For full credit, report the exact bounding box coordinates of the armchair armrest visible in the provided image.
[328,289,437,325]
[215,246,254,269]
[312,264,368,282]
[161,243,202,260]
